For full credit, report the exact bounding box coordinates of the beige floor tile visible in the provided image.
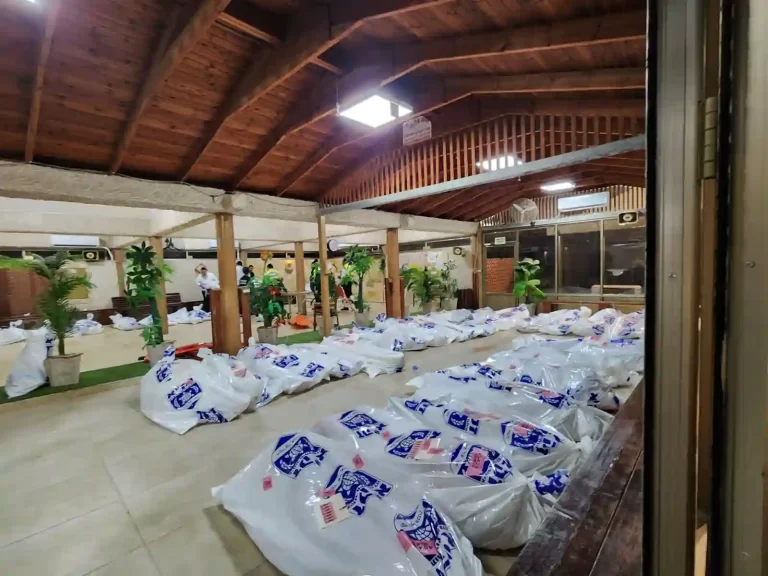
[0,502,143,576]
[0,462,120,548]
[125,450,255,544]
[148,509,266,576]
[86,547,160,576]
[477,549,519,576]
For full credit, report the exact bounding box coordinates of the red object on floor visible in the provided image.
[288,314,312,329]
[142,342,213,363]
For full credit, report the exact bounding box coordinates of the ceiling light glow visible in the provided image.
[475,155,524,172]
[541,181,576,193]
[338,95,412,128]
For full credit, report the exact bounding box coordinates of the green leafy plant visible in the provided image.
[400,265,445,309]
[440,260,459,302]
[310,261,337,305]
[513,258,545,303]
[124,242,173,347]
[0,251,94,356]
[250,273,288,328]
[343,245,374,313]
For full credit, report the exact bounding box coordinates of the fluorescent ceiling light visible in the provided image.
[338,95,412,128]
[476,155,523,172]
[541,181,576,193]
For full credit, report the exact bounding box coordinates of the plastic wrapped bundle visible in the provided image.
[199,351,268,411]
[570,308,621,338]
[73,313,104,336]
[487,305,531,331]
[4,328,50,398]
[110,313,139,330]
[0,320,26,345]
[322,333,405,378]
[238,343,335,399]
[609,310,645,339]
[140,347,250,434]
[214,431,485,575]
[189,305,211,322]
[536,307,592,336]
[291,342,365,380]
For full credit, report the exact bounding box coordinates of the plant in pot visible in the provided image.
[310,261,337,334]
[125,242,174,366]
[401,265,445,314]
[251,273,288,344]
[439,260,459,311]
[343,245,374,325]
[513,258,545,316]
[0,251,94,386]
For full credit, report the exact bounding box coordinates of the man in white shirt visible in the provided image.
[195,265,219,312]
[236,260,244,283]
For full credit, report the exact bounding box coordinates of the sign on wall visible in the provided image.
[403,116,432,146]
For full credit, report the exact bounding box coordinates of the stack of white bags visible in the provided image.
[0,320,25,346]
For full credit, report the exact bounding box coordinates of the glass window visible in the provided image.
[559,221,601,294]
[484,232,516,293]
[518,227,556,292]
[603,217,646,295]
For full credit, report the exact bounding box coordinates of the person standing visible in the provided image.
[236,260,244,283]
[195,264,219,312]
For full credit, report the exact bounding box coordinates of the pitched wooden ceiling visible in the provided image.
[1,0,647,221]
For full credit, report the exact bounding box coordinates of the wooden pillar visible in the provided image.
[386,228,403,318]
[294,241,307,315]
[113,249,126,298]
[149,237,169,334]
[317,215,332,336]
[240,250,249,269]
[471,229,485,308]
[215,213,241,355]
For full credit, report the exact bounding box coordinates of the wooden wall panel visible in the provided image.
[324,113,646,206]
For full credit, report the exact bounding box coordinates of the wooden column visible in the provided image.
[240,250,249,269]
[294,241,307,315]
[215,213,241,355]
[113,249,126,298]
[471,229,485,308]
[386,228,403,318]
[149,237,169,334]
[317,215,332,336]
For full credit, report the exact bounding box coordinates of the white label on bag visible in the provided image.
[408,438,441,460]
[314,493,351,529]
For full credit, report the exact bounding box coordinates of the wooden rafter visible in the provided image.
[110,0,232,174]
[229,10,646,189]
[25,0,61,163]
[180,0,451,180]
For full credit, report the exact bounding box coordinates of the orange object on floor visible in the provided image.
[142,342,213,363]
[289,314,312,329]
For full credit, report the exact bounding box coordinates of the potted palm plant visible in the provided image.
[251,273,288,344]
[0,251,94,386]
[513,258,545,315]
[343,245,374,325]
[124,242,173,366]
[440,260,459,311]
[401,265,445,314]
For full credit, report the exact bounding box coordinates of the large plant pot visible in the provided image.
[147,342,174,367]
[421,301,437,314]
[443,298,458,311]
[354,311,371,326]
[44,354,82,387]
[257,326,278,345]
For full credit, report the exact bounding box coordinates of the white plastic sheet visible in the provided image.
[570,308,621,338]
[4,328,51,398]
[609,310,645,339]
[0,320,25,346]
[214,431,484,576]
[199,351,267,411]
[140,347,250,434]
[73,313,104,336]
[322,333,405,378]
[110,313,139,331]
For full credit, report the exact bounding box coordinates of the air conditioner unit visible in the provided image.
[50,235,100,248]
[557,191,610,213]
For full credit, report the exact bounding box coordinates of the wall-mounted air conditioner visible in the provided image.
[50,235,101,247]
[557,191,610,213]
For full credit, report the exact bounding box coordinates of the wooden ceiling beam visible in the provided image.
[231,10,645,189]
[109,0,232,174]
[181,0,450,180]
[277,68,645,197]
[25,0,61,163]
[216,0,342,74]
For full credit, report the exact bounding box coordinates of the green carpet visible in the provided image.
[0,324,364,404]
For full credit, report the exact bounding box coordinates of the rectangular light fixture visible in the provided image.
[476,155,523,172]
[541,181,576,193]
[338,95,412,128]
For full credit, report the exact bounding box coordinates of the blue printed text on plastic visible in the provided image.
[501,418,562,455]
[443,410,480,435]
[339,410,387,438]
[324,466,393,516]
[394,500,457,576]
[386,430,442,458]
[272,434,328,479]
[450,443,514,485]
[167,378,202,410]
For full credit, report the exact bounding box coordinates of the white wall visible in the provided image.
[400,247,473,289]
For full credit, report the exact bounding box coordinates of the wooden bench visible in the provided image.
[111,293,184,317]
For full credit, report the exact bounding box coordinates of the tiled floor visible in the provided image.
[0,330,523,576]
[0,305,381,384]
